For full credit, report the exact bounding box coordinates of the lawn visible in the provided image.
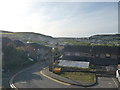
[59,72,96,83]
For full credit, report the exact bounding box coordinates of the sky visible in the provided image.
[0,0,118,37]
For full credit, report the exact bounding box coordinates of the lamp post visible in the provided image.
[52,48,55,62]
[49,47,55,71]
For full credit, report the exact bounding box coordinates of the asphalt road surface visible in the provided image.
[12,61,118,88]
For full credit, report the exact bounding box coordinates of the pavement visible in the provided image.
[41,67,97,87]
[8,61,119,88]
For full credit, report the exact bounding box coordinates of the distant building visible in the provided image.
[55,43,64,52]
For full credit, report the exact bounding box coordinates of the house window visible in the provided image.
[118,56,120,59]
[95,54,100,57]
[91,54,94,58]
[105,53,111,58]
[65,52,70,56]
[85,53,89,57]
[75,52,80,56]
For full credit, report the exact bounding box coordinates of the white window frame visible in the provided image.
[75,52,80,56]
[65,52,70,56]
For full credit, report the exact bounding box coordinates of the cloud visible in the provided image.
[0,1,118,37]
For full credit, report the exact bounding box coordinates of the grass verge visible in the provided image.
[59,72,96,83]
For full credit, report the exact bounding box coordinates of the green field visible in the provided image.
[0,33,13,34]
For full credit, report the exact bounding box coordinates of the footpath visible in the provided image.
[42,67,97,87]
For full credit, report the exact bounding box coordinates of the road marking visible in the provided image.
[9,67,28,89]
[40,71,71,86]
[112,78,118,88]
[10,73,17,89]
[9,64,35,89]
[10,73,19,90]
[9,62,47,89]
[10,84,18,90]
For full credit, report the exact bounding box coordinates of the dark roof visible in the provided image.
[27,43,51,49]
[63,45,91,52]
[14,40,26,47]
[62,56,91,62]
[2,37,13,46]
[63,45,120,55]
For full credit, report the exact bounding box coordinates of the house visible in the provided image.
[62,45,119,66]
[55,44,64,52]
[62,45,92,62]
[2,37,16,49]
[24,43,52,60]
[91,46,119,66]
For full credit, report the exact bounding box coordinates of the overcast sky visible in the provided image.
[0,0,118,37]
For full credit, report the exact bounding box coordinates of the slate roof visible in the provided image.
[27,43,51,50]
[62,56,91,61]
[14,40,26,47]
[63,45,120,55]
[63,45,91,53]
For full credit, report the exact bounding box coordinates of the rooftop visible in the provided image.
[58,60,89,68]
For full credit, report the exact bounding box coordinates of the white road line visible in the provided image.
[112,78,118,88]
[9,63,47,89]
[9,64,37,89]
[10,84,18,90]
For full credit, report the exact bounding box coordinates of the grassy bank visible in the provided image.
[59,72,96,83]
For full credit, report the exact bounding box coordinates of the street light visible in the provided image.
[52,48,55,62]
[49,47,55,71]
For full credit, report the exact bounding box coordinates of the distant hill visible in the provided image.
[1,30,120,46]
[89,34,120,46]
[0,30,13,33]
[89,34,120,39]
[1,30,54,46]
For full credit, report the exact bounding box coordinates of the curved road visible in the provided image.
[11,61,118,88]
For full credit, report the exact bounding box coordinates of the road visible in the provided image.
[11,61,118,88]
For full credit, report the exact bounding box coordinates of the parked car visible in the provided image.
[116,69,120,78]
[116,69,120,89]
